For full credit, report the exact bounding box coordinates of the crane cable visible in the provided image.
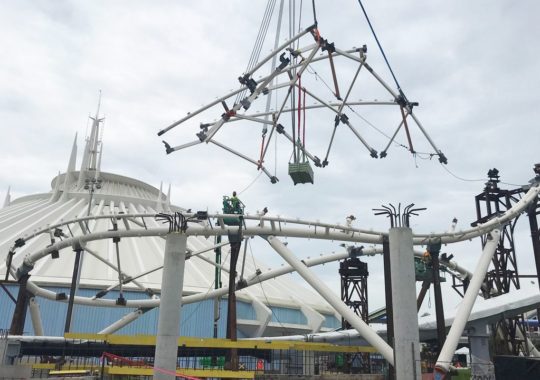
[235,0,277,105]
[357,0,409,104]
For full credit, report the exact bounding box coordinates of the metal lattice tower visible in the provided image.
[471,168,529,356]
[526,164,540,324]
[471,168,524,298]
[339,255,370,373]
[340,257,369,327]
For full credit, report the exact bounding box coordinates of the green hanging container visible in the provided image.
[288,161,314,185]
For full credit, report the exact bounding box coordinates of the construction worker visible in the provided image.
[422,250,431,264]
[230,191,242,213]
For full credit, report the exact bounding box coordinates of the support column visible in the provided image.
[428,239,446,354]
[389,227,421,380]
[154,233,187,380]
[382,236,395,380]
[417,280,430,311]
[9,274,30,335]
[64,246,83,333]
[468,322,495,379]
[225,236,241,370]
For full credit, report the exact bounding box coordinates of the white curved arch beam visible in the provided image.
[12,182,539,271]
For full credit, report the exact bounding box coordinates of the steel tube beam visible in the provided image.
[154,233,188,380]
[209,140,275,181]
[434,229,500,378]
[99,308,146,334]
[9,274,30,335]
[266,235,394,364]
[16,183,540,251]
[28,297,44,336]
[64,248,82,333]
[409,112,445,159]
[20,246,466,316]
[417,280,430,311]
[431,248,447,354]
[245,25,315,77]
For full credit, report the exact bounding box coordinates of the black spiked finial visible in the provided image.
[162,140,173,154]
[486,168,500,190]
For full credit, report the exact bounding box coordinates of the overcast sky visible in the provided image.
[1,0,539,315]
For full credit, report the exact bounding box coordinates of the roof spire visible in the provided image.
[61,133,78,201]
[166,183,171,211]
[78,91,104,188]
[155,181,164,212]
[3,186,11,208]
[50,171,62,202]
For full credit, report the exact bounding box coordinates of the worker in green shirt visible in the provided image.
[230,191,242,213]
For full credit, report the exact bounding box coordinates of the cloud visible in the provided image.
[1,0,539,315]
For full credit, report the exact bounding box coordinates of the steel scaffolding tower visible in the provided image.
[472,168,528,355]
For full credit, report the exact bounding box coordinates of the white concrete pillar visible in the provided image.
[154,233,187,380]
[389,227,421,380]
[468,322,495,379]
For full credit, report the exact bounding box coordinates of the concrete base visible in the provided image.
[0,365,32,379]
[256,375,384,380]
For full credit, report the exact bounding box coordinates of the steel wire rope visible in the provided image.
[238,171,264,196]
[235,0,277,105]
[247,238,286,330]
[357,0,405,99]
[274,82,279,177]
[289,0,298,163]
[439,163,522,187]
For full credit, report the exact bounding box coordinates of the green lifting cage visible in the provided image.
[222,195,244,226]
[288,161,314,185]
[414,257,446,282]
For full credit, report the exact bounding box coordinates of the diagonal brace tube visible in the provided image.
[265,235,394,364]
[209,140,276,182]
[341,117,378,157]
[434,229,501,377]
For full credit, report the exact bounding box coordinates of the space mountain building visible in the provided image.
[0,105,340,338]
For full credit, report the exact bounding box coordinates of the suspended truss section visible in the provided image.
[158,24,448,183]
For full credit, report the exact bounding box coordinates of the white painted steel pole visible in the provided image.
[389,227,421,380]
[434,229,500,378]
[98,309,144,334]
[154,233,187,380]
[266,235,394,364]
[28,297,44,336]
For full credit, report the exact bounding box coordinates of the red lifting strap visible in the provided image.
[400,105,415,153]
[303,87,306,147]
[258,134,266,169]
[297,74,302,139]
